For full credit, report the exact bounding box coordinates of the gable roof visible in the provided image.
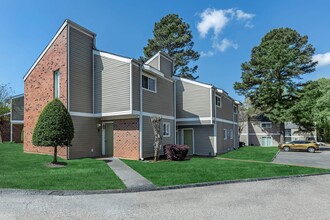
[23,19,96,81]
[145,51,174,65]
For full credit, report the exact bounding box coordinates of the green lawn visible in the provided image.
[0,143,125,190]
[218,146,279,162]
[123,157,330,187]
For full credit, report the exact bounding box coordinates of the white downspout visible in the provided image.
[139,64,144,160]
[174,79,177,144]
[213,88,217,155]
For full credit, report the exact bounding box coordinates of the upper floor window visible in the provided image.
[261,123,272,129]
[216,96,222,108]
[54,70,60,98]
[163,122,170,137]
[285,129,291,137]
[234,105,238,114]
[142,75,156,92]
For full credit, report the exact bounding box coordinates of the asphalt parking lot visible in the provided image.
[273,146,330,169]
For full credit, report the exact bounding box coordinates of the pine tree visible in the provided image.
[141,14,200,80]
[32,99,74,164]
[234,28,317,143]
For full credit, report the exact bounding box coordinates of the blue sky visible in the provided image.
[1,0,330,101]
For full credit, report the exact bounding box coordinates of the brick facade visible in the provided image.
[113,119,140,160]
[24,26,68,158]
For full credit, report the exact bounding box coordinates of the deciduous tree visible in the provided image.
[32,99,74,164]
[0,84,13,143]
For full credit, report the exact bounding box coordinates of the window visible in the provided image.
[142,75,156,92]
[230,129,233,139]
[234,105,238,114]
[54,70,60,98]
[261,136,272,146]
[261,123,272,128]
[163,122,170,137]
[223,129,227,140]
[216,96,222,108]
[285,129,291,137]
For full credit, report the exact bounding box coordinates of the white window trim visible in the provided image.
[224,129,227,140]
[261,122,272,128]
[54,70,60,98]
[142,73,157,93]
[163,122,171,137]
[234,105,238,114]
[216,95,222,108]
[261,136,273,147]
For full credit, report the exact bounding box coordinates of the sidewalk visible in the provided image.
[106,158,156,190]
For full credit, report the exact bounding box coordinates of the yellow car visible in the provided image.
[278,141,319,153]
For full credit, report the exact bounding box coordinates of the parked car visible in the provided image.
[278,141,319,153]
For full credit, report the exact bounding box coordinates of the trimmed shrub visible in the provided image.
[163,144,189,161]
[32,99,74,163]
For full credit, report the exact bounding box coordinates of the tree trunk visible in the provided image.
[279,122,285,144]
[151,116,162,162]
[53,146,58,164]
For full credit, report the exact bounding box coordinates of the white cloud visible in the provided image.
[197,8,230,38]
[313,52,330,67]
[200,50,215,57]
[197,8,254,56]
[213,38,238,52]
[236,9,255,21]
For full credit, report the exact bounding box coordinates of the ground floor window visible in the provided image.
[223,129,227,140]
[163,122,170,137]
[261,136,272,146]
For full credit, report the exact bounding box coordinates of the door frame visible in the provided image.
[102,121,114,156]
[182,128,195,154]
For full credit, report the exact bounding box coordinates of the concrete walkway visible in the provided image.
[106,158,155,190]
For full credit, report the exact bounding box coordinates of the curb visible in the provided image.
[1,172,330,196]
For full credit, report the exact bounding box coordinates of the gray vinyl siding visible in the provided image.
[94,55,131,113]
[160,55,172,77]
[132,64,140,111]
[69,116,102,159]
[11,96,24,121]
[69,27,94,113]
[216,93,234,121]
[142,72,174,116]
[148,56,159,69]
[178,125,215,156]
[176,80,211,118]
[142,116,174,158]
[217,122,235,154]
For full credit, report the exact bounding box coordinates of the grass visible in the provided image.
[123,157,330,187]
[0,143,125,190]
[218,146,279,162]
